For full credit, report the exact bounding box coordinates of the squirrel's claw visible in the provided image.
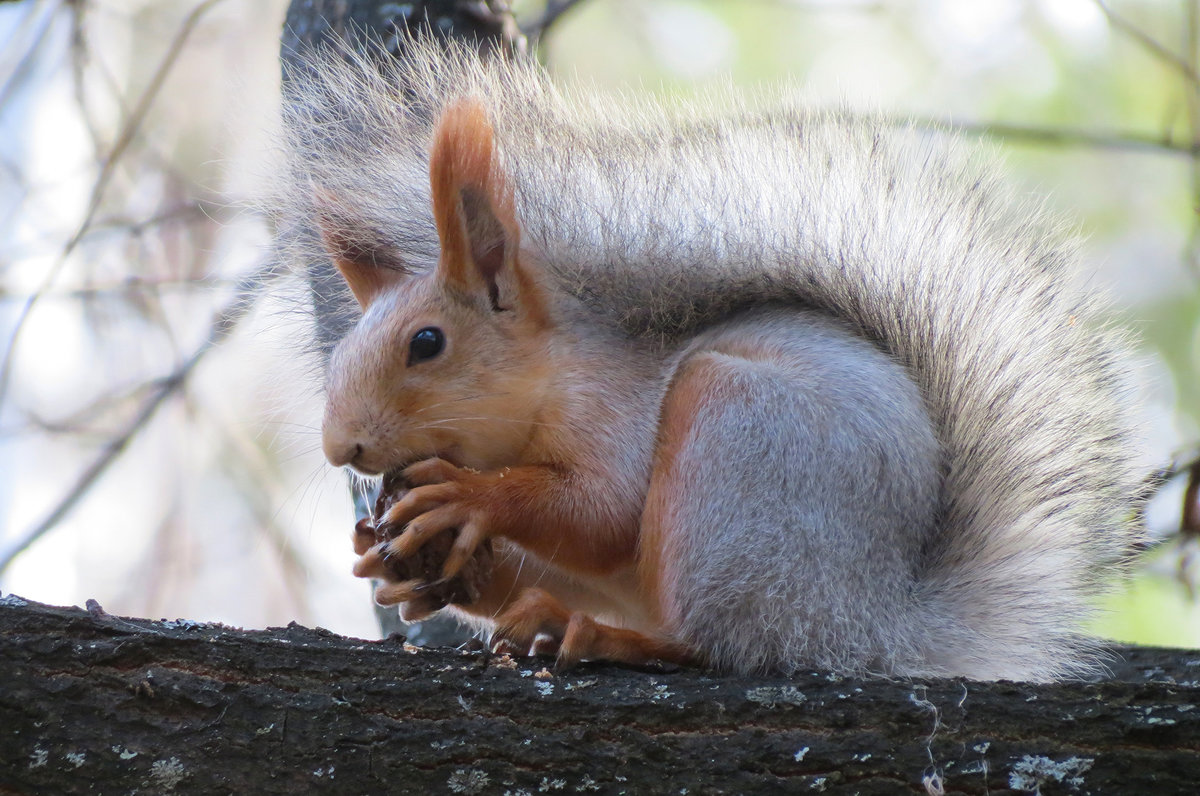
[372,578,427,607]
[387,504,470,559]
[352,544,389,579]
[378,462,498,577]
[441,520,486,579]
[491,587,695,670]
[378,482,458,535]
[490,587,570,656]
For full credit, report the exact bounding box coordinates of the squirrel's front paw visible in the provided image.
[352,465,494,610]
[375,458,499,581]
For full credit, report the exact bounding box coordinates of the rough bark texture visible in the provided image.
[0,595,1197,795]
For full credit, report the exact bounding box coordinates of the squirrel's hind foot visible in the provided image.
[490,587,695,671]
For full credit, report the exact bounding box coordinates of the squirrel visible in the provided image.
[275,39,1144,681]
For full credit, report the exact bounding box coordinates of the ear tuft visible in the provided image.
[429,98,519,301]
[428,99,549,326]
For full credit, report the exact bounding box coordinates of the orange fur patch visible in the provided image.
[430,100,509,283]
[637,353,735,625]
[428,98,552,329]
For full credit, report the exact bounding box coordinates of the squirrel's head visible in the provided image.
[318,98,553,476]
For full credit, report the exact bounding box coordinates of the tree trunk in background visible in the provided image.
[1,597,1197,794]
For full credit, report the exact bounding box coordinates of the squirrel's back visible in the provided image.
[280,39,1144,680]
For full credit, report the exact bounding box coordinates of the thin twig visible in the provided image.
[69,0,106,160]
[0,0,63,111]
[0,258,283,575]
[898,116,1194,156]
[0,201,217,265]
[0,276,239,308]
[0,0,228,405]
[11,382,161,439]
[1093,0,1200,86]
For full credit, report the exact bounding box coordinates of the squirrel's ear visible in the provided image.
[312,188,405,310]
[429,98,548,325]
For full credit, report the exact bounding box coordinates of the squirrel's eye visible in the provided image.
[408,327,445,365]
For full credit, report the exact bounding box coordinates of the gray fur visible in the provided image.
[656,309,943,675]
[274,40,1143,680]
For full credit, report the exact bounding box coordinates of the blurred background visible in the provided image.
[0,0,1196,647]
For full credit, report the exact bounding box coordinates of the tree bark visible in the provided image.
[0,595,1197,795]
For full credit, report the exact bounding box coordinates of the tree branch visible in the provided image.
[1,596,1197,794]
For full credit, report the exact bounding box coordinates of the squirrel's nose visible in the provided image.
[323,435,364,469]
